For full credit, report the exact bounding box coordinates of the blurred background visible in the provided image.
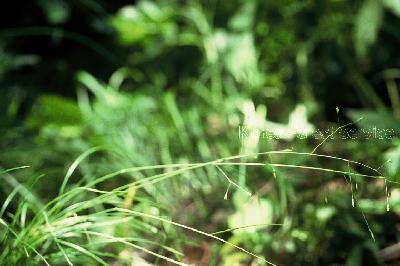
[1,0,400,265]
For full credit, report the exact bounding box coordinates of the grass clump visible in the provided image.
[1,146,394,265]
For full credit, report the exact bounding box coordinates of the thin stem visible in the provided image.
[386,79,400,119]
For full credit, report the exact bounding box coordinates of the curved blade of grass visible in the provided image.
[211,223,284,235]
[0,218,51,266]
[86,231,191,266]
[0,166,30,179]
[59,147,103,196]
[58,240,108,265]
[269,163,399,184]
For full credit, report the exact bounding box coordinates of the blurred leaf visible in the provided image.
[77,71,108,99]
[384,142,400,177]
[184,4,211,35]
[239,99,267,153]
[111,5,149,44]
[25,95,82,128]
[383,0,400,17]
[346,109,400,131]
[225,33,261,86]
[228,1,256,31]
[222,252,249,266]
[316,206,336,224]
[204,30,228,64]
[38,0,70,24]
[0,53,40,76]
[291,229,308,241]
[111,1,175,45]
[264,104,314,140]
[139,0,164,20]
[229,193,273,234]
[354,0,383,57]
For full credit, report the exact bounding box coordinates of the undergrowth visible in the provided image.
[0,146,393,265]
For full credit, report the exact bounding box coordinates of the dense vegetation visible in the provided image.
[1,0,400,265]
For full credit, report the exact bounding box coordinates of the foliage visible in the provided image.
[1,0,400,265]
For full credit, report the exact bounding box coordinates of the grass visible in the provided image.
[0,144,393,265]
[1,1,399,264]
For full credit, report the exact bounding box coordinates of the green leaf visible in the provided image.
[383,0,400,17]
[316,206,336,224]
[228,1,256,31]
[111,2,174,45]
[111,5,149,44]
[264,104,314,140]
[224,33,261,86]
[228,193,273,234]
[354,0,383,57]
[25,95,82,128]
[38,0,70,25]
[346,109,400,131]
[384,142,400,176]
